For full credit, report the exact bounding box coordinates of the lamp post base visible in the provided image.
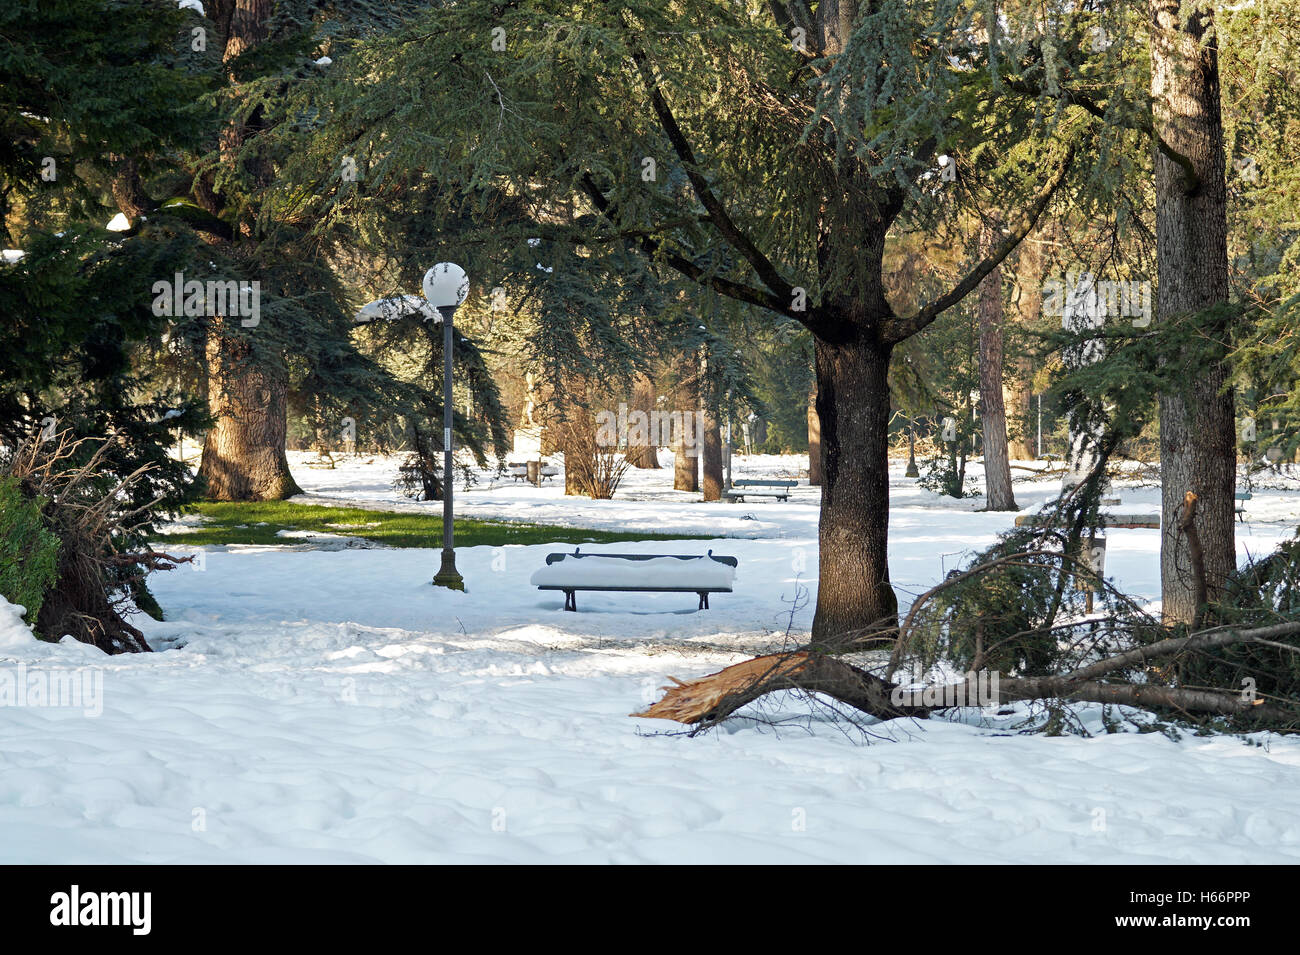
[432,549,465,591]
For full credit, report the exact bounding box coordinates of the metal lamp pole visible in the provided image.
[425,263,468,592]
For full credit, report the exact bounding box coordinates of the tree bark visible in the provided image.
[198,318,301,500]
[978,219,1018,510]
[810,334,899,648]
[674,367,699,491]
[806,383,823,485]
[1150,0,1236,623]
[701,402,723,502]
[623,372,660,469]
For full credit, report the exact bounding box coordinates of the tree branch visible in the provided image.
[884,142,1075,344]
[1004,77,1200,195]
[578,172,825,327]
[625,40,798,310]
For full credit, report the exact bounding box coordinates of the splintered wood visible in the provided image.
[631,653,816,723]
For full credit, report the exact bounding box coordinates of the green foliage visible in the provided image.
[0,0,211,240]
[0,229,206,537]
[0,477,60,624]
[274,0,1096,390]
[1179,536,1300,709]
[1220,0,1300,467]
[900,456,1122,680]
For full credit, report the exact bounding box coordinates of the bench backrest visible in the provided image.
[543,549,738,568]
[1235,491,1253,500]
[732,479,797,488]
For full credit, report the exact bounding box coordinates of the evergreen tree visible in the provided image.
[280,0,1131,647]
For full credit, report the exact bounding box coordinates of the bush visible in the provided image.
[0,476,60,625]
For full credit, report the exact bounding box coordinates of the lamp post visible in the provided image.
[423,262,469,591]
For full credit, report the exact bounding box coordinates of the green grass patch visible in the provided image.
[152,500,710,549]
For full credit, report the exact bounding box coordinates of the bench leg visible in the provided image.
[563,590,577,612]
[698,592,709,610]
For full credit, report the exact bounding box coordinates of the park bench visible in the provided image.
[723,478,797,502]
[530,549,738,611]
[507,462,560,483]
[1236,490,1252,522]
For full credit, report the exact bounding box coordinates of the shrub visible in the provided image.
[0,476,61,625]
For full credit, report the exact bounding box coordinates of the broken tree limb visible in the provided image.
[1058,620,1300,684]
[995,676,1291,722]
[635,620,1300,728]
[631,652,926,726]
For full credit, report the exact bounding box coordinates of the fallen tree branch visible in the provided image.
[635,620,1300,729]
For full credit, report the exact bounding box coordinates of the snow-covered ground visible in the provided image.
[3,452,1300,863]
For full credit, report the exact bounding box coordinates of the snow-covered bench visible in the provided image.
[530,549,738,611]
[723,478,797,502]
[507,462,560,483]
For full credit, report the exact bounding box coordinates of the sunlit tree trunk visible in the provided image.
[807,383,823,485]
[978,219,1017,510]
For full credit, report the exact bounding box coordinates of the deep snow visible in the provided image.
[2,452,1299,863]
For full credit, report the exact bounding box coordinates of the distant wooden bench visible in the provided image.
[1236,491,1252,522]
[530,549,738,611]
[723,478,797,502]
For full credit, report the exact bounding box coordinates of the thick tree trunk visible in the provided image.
[806,383,823,485]
[198,319,301,500]
[701,404,723,501]
[196,0,299,501]
[1150,0,1235,623]
[978,220,1018,510]
[810,334,898,649]
[623,373,660,469]
[674,442,699,492]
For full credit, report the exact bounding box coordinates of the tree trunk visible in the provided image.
[978,219,1018,510]
[701,404,723,501]
[810,334,898,649]
[674,369,699,491]
[623,372,660,469]
[1005,239,1042,460]
[674,441,699,492]
[198,318,301,500]
[807,383,823,485]
[1150,0,1235,623]
[196,0,300,501]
